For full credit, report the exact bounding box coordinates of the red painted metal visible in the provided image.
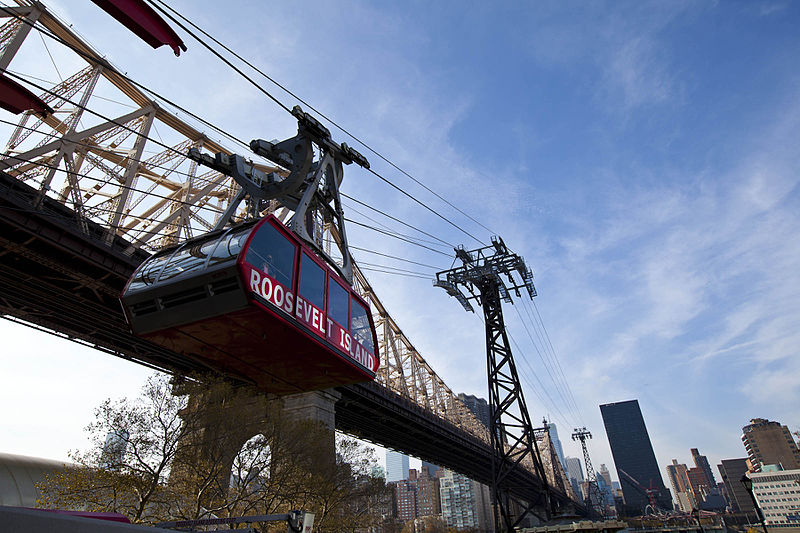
[123,216,379,394]
[91,0,186,56]
[0,76,53,115]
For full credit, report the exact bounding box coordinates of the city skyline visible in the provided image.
[1,0,799,483]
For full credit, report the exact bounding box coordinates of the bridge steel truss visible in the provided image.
[0,0,580,517]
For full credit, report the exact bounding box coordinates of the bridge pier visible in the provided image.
[169,380,340,510]
[281,388,340,431]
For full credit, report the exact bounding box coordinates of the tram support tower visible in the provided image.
[571,427,604,519]
[435,237,551,531]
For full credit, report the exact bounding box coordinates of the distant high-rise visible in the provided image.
[458,393,490,429]
[741,418,800,472]
[547,422,567,469]
[439,469,493,531]
[386,450,410,482]
[413,467,441,517]
[100,429,129,469]
[600,399,672,514]
[598,464,613,488]
[691,448,716,487]
[717,458,754,513]
[665,459,695,512]
[422,461,440,478]
[392,478,417,520]
[565,456,584,483]
[687,466,710,500]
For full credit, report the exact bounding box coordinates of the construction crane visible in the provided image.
[618,468,663,515]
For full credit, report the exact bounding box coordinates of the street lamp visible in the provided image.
[741,474,768,533]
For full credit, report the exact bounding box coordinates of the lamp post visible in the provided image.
[741,474,768,533]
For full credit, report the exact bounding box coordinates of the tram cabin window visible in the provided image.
[298,253,325,310]
[246,223,296,288]
[208,228,249,267]
[350,298,374,353]
[128,252,170,292]
[159,241,216,282]
[328,279,349,327]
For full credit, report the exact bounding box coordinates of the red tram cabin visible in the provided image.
[120,216,379,394]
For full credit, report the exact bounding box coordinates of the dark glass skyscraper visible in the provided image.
[600,399,672,515]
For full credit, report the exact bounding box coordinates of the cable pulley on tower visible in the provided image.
[434,236,537,312]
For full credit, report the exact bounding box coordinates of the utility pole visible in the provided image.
[571,427,604,520]
[435,237,550,532]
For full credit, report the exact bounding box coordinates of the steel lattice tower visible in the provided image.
[435,237,551,531]
[571,427,604,519]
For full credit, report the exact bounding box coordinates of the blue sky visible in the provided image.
[1,0,799,486]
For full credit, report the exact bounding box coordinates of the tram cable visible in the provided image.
[516,296,583,423]
[341,192,455,248]
[348,245,445,270]
[353,261,433,276]
[2,5,484,252]
[144,0,487,246]
[505,329,573,430]
[512,304,581,428]
[517,297,584,426]
[343,203,452,250]
[530,299,585,423]
[343,218,453,258]
[146,0,496,240]
[356,267,431,280]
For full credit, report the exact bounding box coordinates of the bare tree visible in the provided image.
[38,372,389,531]
[39,374,186,521]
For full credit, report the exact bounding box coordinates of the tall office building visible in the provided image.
[458,393,490,428]
[440,469,493,531]
[565,456,584,483]
[717,458,754,513]
[598,464,613,488]
[547,422,567,469]
[687,466,710,500]
[600,399,672,514]
[386,450,410,482]
[741,418,800,472]
[691,448,716,487]
[665,459,695,512]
